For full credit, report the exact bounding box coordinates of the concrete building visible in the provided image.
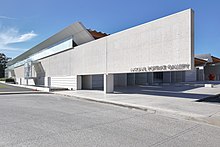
[6,9,219,93]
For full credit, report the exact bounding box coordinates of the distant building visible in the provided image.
[195,54,220,81]
[6,9,219,93]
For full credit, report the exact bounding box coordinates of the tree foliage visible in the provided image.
[0,53,11,78]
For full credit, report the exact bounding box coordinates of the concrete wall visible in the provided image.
[12,9,194,89]
[71,39,106,75]
[14,65,24,78]
[50,76,77,89]
[107,9,194,73]
[34,9,193,77]
[38,49,73,77]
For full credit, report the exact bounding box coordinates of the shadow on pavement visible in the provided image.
[114,85,211,100]
[196,95,220,104]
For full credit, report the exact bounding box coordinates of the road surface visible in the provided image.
[0,93,219,147]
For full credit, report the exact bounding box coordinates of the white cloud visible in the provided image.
[0,27,37,52]
[0,16,16,20]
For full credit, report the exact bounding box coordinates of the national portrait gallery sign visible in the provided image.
[130,64,190,72]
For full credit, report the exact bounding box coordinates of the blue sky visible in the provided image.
[0,0,219,58]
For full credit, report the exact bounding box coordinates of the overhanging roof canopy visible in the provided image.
[194,57,207,66]
[211,56,220,64]
[195,54,213,62]
[8,22,95,66]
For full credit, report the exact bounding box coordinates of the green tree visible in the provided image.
[0,53,11,78]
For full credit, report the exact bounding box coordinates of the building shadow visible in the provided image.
[196,94,220,104]
[33,62,46,86]
[114,85,212,100]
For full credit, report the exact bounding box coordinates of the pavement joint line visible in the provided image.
[208,111,220,118]
[149,124,201,147]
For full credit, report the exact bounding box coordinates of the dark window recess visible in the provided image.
[73,40,77,47]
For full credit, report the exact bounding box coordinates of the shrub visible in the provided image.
[0,78,6,81]
[5,78,15,84]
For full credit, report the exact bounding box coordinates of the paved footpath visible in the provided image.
[0,93,220,147]
[53,85,220,127]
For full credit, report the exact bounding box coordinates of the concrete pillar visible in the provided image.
[163,72,171,83]
[104,74,114,93]
[20,78,22,85]
[44,77,51,87]
[77,75,82,90]
[147,72,153,84]
[48,77,51,87]
[26,79,28,85]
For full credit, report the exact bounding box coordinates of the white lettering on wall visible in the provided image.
[130,64,190,72]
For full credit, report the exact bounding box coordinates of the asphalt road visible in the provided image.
[0,93,219,147]
[0,83,32,92]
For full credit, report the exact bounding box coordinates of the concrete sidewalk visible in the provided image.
[53,85,220,127]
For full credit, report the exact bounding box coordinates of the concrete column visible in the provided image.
[77,75,82,90]
[26,79,28,85]
[104,74,114,93]
[44,77,51,87]
[124,74,127,86]
[48,77,51,87]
